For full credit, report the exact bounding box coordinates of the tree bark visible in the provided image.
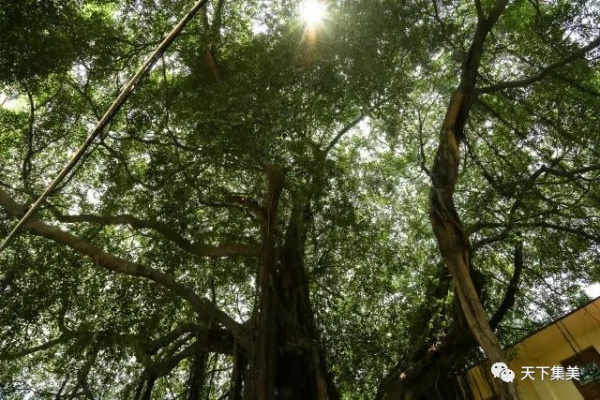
[429,91,506,366]
[187,354,208,400]
[426,1,521,398]
[274,201,339,400]
[423,7,521,400]
[380,1,522,398]
[248,167,338,399]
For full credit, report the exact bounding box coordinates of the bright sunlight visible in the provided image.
[299,0,327,27]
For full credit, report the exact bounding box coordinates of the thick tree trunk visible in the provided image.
[187,354,207,400]
[379,64,522,400]
[229,344,246,400]
[427,91,520,400]
[380,1,521,398]
[273,203,338,400]
[429,91,507,365]
[251,166,284,400]
[247,168,338,400]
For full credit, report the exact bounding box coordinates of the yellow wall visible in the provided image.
[467,299,600,399]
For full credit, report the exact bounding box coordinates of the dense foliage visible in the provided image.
[0,0,599,398]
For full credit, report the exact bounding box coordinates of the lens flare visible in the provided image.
[299,0,327,27]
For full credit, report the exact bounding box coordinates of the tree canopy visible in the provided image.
[0,0,599,399]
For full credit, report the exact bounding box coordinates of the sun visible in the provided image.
[299,0,327,27]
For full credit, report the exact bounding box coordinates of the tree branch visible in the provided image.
[51,211,259,258]
[21,84,35,187]
[322,114,365,156]
[542,164,600,178]
[148,339,219,379]
[0,335,69,361]
[472,229,509,250]
[430,0,456,51]
[425,1,521,398]
[474,0,485,21]
[490,241,523,329]
[478,36,600,93]
[0,188,250,350]
[417,107,432,177]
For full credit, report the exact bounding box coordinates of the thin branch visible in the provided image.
[500,49,600,98]
[552,72,600,98]
[472,229,509,250]
[322,114,365,156]
[472,220,600,242]
[526,221,600,242]
[478,36,600,93]
[431,0,456,50]
[0,0,211,254]
[451,0,509,140]
[98,140,189,191]
[55,376,70,400]
[464,138,507,195]
[147,323,200,355]
[417,108,431,177]
[149,341,201,378]
[543,164,600,177]
[211,0,227,42]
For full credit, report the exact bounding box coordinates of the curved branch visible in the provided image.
[149,340,213,379]
[0,188,250,350]
[426,1,521,398]
[322,114,365,156]
[0,335,69,361]
[452,0,509,140]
